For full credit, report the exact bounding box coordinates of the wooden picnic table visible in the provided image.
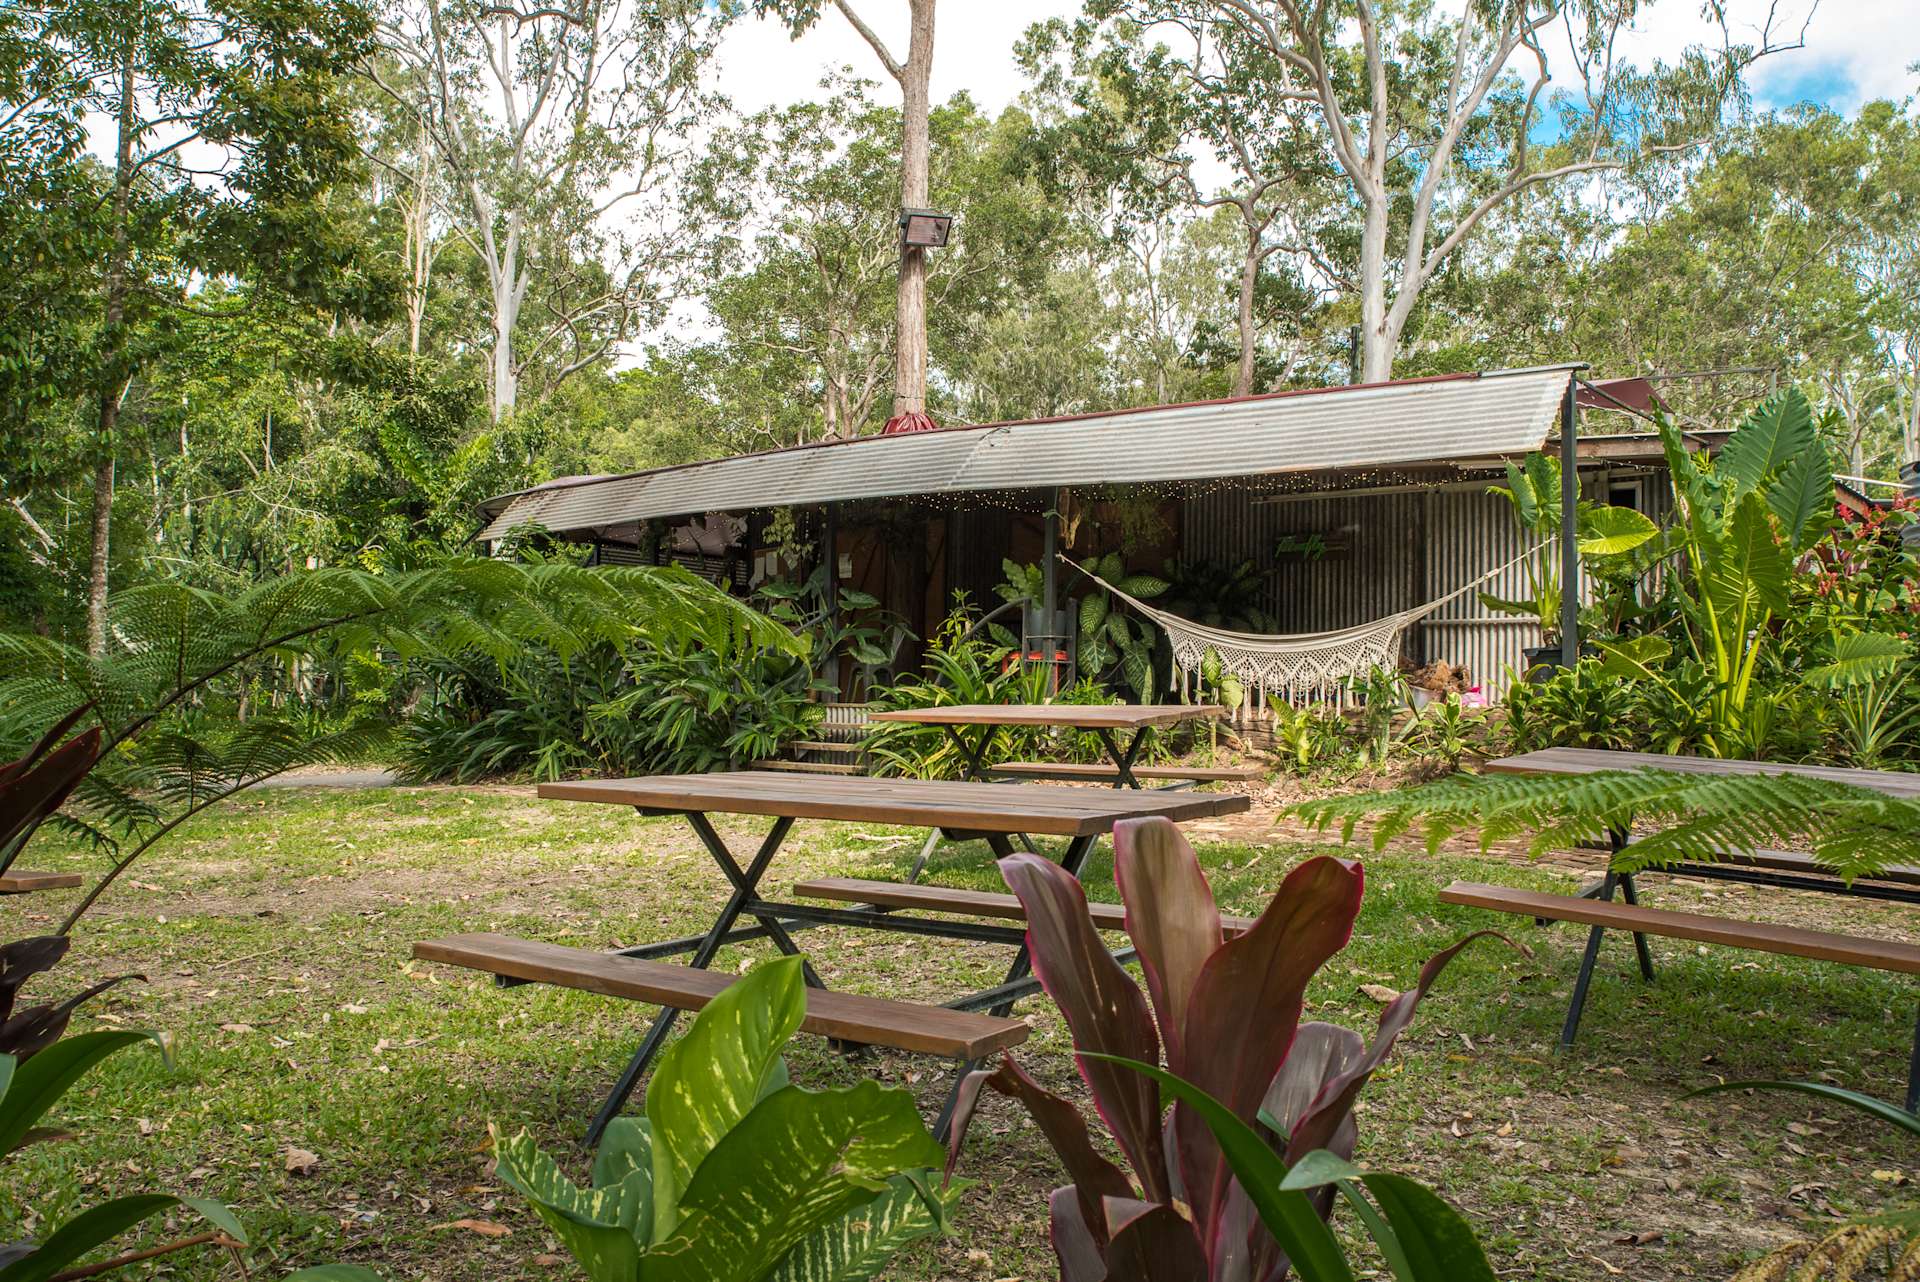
[530,771,1249,1141]
[869,702,1225,788]
[1486,746,1920,799]
[1469,748,1920,1105]
[1486,747,1920,903]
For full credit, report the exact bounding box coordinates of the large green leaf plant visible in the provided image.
[1479,453,1659,644]
[494,955,963,1282]
[1596,389,1864,757]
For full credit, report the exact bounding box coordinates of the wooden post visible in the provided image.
[823,503,841,694]
[1559,378,1580,665]
[1042,488,1060,695]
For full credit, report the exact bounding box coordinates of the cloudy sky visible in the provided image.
[713,1,1917,122]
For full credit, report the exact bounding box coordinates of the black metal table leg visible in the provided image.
[1907,1004,1920,1114]
[1092,726,1150,789]
[685,813,823,988]
[586,812,800,1145]
[942,724,995,782]
[936,832,1103,1144]
[1560,871,1617,1051]
[1616,874,1656,983]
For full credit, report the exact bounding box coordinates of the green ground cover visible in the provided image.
[6,783,1916,1280]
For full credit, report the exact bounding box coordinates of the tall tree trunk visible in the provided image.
[406,121,432,359]
[89,24,139,658]
[491,300,517,421]
[889,0,935,423]
[1233,225,1260,397]
[1907,351,1920,464]
[1358,191,1393,383]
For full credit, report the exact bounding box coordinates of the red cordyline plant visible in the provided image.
[946,816,1499,1282]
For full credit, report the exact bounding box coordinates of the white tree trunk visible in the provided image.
[1358,192,1393,382]
[1233,224,1260,397]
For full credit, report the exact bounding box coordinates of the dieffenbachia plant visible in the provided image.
[493,955,963,1282]
[945,816,1498,1281]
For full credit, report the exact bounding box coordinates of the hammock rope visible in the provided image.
[1059,544,1542,709]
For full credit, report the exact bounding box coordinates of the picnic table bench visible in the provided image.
[868,703,1233,790]
[415,771,1248,1143]
[0,871,82,894]
[1449,748,1920,1107]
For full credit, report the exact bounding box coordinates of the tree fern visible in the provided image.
[0,556,802,925]
[1292,768,1920,881]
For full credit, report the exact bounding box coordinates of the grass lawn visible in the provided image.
[6,780,1918,1280]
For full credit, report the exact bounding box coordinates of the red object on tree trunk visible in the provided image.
[882,410,939,434]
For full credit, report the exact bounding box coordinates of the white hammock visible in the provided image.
[1061,547,1539,708]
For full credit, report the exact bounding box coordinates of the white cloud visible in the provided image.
[713,2,1081,119]
[710,0,1915,124]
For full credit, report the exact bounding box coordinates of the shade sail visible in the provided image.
[477,365,1576,543]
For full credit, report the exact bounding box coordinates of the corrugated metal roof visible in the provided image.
[477,366,1576,542]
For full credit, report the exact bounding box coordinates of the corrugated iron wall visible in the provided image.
[1184,488,1424,634]
[1183,482,1564,697]
[1183,469,1675,698]
[1419,487,1539,692]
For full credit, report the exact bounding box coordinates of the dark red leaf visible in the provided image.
[1173,855,1363,1265]
[1114,817,1220,1069]
[1001,852,1171,1202]
[946,1055,1134,1245]
[1101,1196,1209,1282]
[1050,1187,1108,1282]
[0,937,70,1023]
[1286,931,1510,1161]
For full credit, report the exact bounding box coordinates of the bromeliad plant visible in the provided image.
[493,954,961,1282]
[946,817,1496,1281]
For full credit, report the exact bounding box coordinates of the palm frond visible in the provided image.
[1292,768,1920,880]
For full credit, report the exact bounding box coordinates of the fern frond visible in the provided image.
[1291,768,1920,880]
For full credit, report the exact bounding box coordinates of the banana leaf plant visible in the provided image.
[1597,390,1839,756]
[494,954,963,1282]
[945,816,1499,1282]
[1479,452,1660,643]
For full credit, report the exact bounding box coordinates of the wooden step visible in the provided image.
[0,870,83,894]
[751,759,862,776]
[991,761,1263,783]
[1440,881,1920,975]
[414,933,1028,1058]
[793,877,1258,937]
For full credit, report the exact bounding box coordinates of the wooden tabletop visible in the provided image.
[1485,747,1920,800]
[537,771,1250,836]
[868,703,1225,730]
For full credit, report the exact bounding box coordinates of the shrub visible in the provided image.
[494,955,960,1282]
[945,817,1494,1280]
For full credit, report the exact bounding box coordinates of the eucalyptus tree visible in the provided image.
[1022,8,1337,396]
[1061,0,1806,382]
[378,0,733,423]
[692,84,1075,443]
[757,0,939,430]
[695,81,903,443]
[0,0,384,656]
